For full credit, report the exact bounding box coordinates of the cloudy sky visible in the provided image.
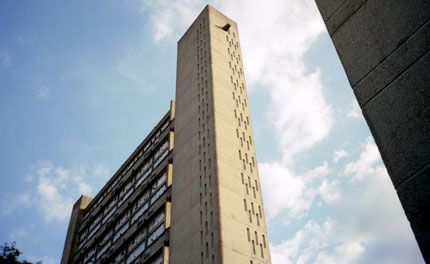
[0,1,424,263]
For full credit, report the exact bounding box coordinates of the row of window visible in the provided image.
[82,119,170,223]
[78,166,169,256]
[246,228,267,248]
[81,209,166,264]
[244,199,263,218]
[196,19,217,264]
[225,25,270,263]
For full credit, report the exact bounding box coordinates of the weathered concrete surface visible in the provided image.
[315,0,430,261]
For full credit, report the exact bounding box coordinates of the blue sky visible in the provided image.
[0,1,424,263]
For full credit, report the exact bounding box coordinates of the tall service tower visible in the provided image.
[61,5,271,264]
[171,5,271,264]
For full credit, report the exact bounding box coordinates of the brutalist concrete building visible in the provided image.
[314,0,429,261]
[61,6,272,264]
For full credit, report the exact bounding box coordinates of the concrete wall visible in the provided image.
[208,7,271,264]
[61,195,92,264]
[314,0,430,261]
[171,5,271,264]
[171,7,217,263]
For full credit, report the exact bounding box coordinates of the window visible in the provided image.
[150,183,167,204]
[79,229,87,245]
[149,210,165,232]
[147,225,165,245]
[99,229,112,246]
[119,180,134,206]
[260,244,264,258]
[136,158,152,186]
[131,202,148,223]
[150,253,163,264]
[96,240,111,259]
[263,235,267,248]
[83,246,96,263]
[102,196,117,223]
[153,140,169,167]
[133,191,149,212]
[128,228,146,251]
[127,242,146,264]
[113,248,126,263]
[151,172,167,192]
[113,211,130,241]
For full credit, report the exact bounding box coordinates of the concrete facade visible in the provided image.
[61,6,271,264]
[314,0,430,261]
[170,6,271,264]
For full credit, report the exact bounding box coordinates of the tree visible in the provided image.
[0,242,40,264]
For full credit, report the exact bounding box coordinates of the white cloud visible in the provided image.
[142,0,335,226]
[33,160,93,222]
[270,218,355,264]
[259,161,330,222]
[37,86,50,98]
[259,162,307,220]
[347,100,361,119]
[94,164,111,180]
[141,0,203,42]
[141,0,333,163]
[333,149,349,163]
[318,179,341,204]
[344,137,381,181]
[270,137,424,263]
[215,0,333,163]
[140,2,423,263]
[3,161,110,222]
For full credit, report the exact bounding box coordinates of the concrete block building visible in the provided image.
[61,6,271,264]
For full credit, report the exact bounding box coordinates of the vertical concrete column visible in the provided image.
[314,0,430,261]
[171,5,271,264]
[61,195,92,264]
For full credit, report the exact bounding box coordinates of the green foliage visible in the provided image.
[0,242,40,264]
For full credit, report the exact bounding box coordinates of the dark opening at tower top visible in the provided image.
[222,23,231,31]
